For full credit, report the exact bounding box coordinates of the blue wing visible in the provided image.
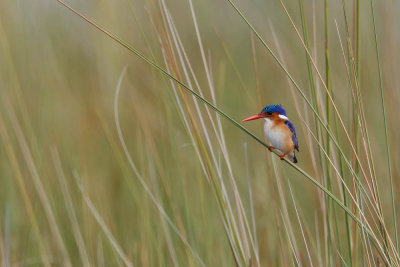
[284,120,299,151]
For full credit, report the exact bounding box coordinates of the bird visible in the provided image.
[242,104,299,163]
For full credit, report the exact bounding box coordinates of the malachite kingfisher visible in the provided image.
[242,104,299,163]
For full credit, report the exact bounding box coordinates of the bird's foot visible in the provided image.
[268,146,275,151]
[280,154,287,160]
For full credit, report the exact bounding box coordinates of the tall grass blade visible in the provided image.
[72,171,134,267]
[370,0,398,252]
[51,148,91,267]
[3,97,72,267]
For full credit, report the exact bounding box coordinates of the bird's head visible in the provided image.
[242,104,287,122]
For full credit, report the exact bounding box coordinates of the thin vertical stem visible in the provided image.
[370,0,398,252]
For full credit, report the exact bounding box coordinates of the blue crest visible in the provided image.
[261,104,287,116]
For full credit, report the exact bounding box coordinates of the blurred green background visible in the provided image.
[1,0,399,266]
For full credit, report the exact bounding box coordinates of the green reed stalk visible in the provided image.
[324,0,335,264]
[370,0,398,252]
[349,8,393,257]
[334,11,354,266]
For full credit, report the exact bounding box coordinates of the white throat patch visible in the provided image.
[279,114,289,120]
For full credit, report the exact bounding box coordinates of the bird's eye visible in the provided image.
[267,112,272,115]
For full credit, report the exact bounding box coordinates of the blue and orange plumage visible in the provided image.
[242,104,299,163]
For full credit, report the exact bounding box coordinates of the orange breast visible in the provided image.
[273,122,295,153]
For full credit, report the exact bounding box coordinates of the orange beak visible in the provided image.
[242,113,267,122]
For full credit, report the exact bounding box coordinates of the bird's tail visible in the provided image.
[288,151,298,163]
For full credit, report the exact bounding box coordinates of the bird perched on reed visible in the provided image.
[242,104,299,163]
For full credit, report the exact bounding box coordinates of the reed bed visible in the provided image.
[0,0,399,266]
